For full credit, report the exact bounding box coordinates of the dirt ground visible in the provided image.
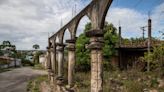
[0,67,47,92]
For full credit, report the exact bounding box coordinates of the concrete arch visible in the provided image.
[47,1,114,91]
[74,15,91,37]
[49,0,113,40]
[67,12,89,40]
[56,28,67,44]
[55,35,60,43]
[63,29,71,43]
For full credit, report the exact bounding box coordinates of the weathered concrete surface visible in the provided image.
[0,67,47,92]
[91,50,103,92]
[66,39,76,88]
[49,0,113,43]
[47,0,114,92]
[67,44,75,87]
[86,30,104,92]
[57,45,64,77]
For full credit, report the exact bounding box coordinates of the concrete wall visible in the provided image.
[0,59,22,68]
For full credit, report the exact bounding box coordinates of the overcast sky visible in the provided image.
[0,0,163,50]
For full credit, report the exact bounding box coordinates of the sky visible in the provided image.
[0,0,163,50]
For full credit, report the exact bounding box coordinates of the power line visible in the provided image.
[140,26,147,39]
[133,0,143,8]
[148,0,162,12]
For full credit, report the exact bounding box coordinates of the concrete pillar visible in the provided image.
[118,26,122,69]
[66,39,76,88]
[50,47,55,84]
[86,29,104,92]
[119,26,122,46]
[56,43,65,78]
[47,47,52,81]
[147,18,152,72]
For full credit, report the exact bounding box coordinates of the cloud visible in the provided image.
[0,0,91,50]
[106,3,164,39]
[0,0,163,50]
[106,7,147,38]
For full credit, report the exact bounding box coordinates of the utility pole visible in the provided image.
[118,21,122,69]
[147,12,152,72]
[140,26,147,39]
[119,21,122,46]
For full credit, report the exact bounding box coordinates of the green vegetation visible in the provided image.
[25,22,163,92]
[75,23,90,72]
[140,44,164,76]
[74,70,164,92]
[0,68,11,73]
[75,22,118,72]
[73,22,164,92]
[32,64,45,70]
[32,44,43,64]
[27,75,48,92]
[22,59,34,66]
[33,51,43,64]
[33,44,40,50]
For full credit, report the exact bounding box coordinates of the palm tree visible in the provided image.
[33,44,40,50]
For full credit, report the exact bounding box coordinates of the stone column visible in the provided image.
[50,47,55,84]
[56,43,65,79]
[47,47,52,81]
[66,39,76,88]
[86,30,104,92]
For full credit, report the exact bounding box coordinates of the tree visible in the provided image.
[75,22,118,72]
[0,41,18,67]
[33,51,43,64]
[75,23,91,72]
[103,23,118,61]
[0,41,11,50]
[33,44,40,50]
[2,41,11,46]
[32,44,40,64]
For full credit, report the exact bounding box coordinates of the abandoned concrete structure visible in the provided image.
[46,0,163,91]
[115,19,163,70]
[47,0,113,92]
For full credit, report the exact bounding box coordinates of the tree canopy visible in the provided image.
[75,22,118,71]
[33,44,40,50]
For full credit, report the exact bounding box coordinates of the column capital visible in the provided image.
[55,43,66,46]
[56,43,66,51]
[66,39,76,44]
[85,29,104,37]
[85,29,104,50]
[47,46,55,52]
[49,47,54,52]
[66,39,76,51]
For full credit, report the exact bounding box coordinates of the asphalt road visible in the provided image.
[0,67,47,92]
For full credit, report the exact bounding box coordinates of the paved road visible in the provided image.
[0,67,47,92]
